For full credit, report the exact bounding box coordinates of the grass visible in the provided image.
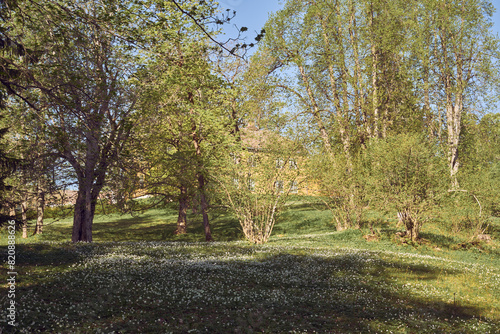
[1,199,499,333]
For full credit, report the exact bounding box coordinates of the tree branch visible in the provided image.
[170,0,246,59]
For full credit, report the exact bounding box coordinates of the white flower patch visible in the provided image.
[6,240,499,333]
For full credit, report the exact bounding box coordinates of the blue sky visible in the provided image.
[219,0,500,50]
[218,0,283,47]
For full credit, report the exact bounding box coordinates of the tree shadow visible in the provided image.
[21,210,244,243]
[3,245,496,333]
[419,232,463,249]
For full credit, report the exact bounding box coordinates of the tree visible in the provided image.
[255,0,498,233]
[7,0,232,242]
[310,152,366,231]
[4,100,63,236]
[256,0,424,229]
[0,119,16,216]
[0,0,27,208]
[133,36,235,241]
[259,0,421,159]
[417,0,498,188]
[6,0,143,242]
[445,112,500,237]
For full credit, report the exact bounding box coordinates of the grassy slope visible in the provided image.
[1,200,499,333]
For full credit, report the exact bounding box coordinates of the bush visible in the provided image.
[364,133,446,240]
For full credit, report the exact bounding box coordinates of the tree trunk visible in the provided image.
[446,96,462,189]
[297,64,334,157]
[34,188,45,235]
[439,13,465,190]
[191,123,213,242]
[21,201,28,239]
[72,183,98,243]
[197,173,213,242]
[372,44,379,138]
[175,186,188,235]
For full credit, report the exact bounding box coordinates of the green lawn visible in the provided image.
[1,201,499,333]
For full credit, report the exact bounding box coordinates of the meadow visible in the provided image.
[1,199,499,333]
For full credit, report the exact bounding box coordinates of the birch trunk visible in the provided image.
[447,101,462,189]
[21,201,28,239]
[34,188,45,235]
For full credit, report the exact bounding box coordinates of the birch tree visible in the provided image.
[255,0,421,228]
[428,0,497,188]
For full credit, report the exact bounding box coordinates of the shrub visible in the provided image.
[364,133,445,240]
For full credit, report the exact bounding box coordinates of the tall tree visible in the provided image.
[0,0,26,206]
[260,0,419,159]
[428,0,498,188]
[254,0,422,227]
[134,38,235,241]
[255,0,498,232]
[5,99,62,236]
[7,0,141,242]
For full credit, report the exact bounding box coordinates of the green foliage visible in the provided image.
[309,151,366,231]
[0,117,16,205]
[3,0,234,241]
[129,24,239,240]
[1,0,498,249]
[364,133,446,240]
[256,0,499,238]
[442,112,500,236]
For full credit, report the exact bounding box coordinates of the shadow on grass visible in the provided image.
[33,215,169,243]
[487,217,500,238]
[276,209,333,235]
[419,232,463,249]
[21,210,243,243]
[2,246,494,333]
[9,243,83,266]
